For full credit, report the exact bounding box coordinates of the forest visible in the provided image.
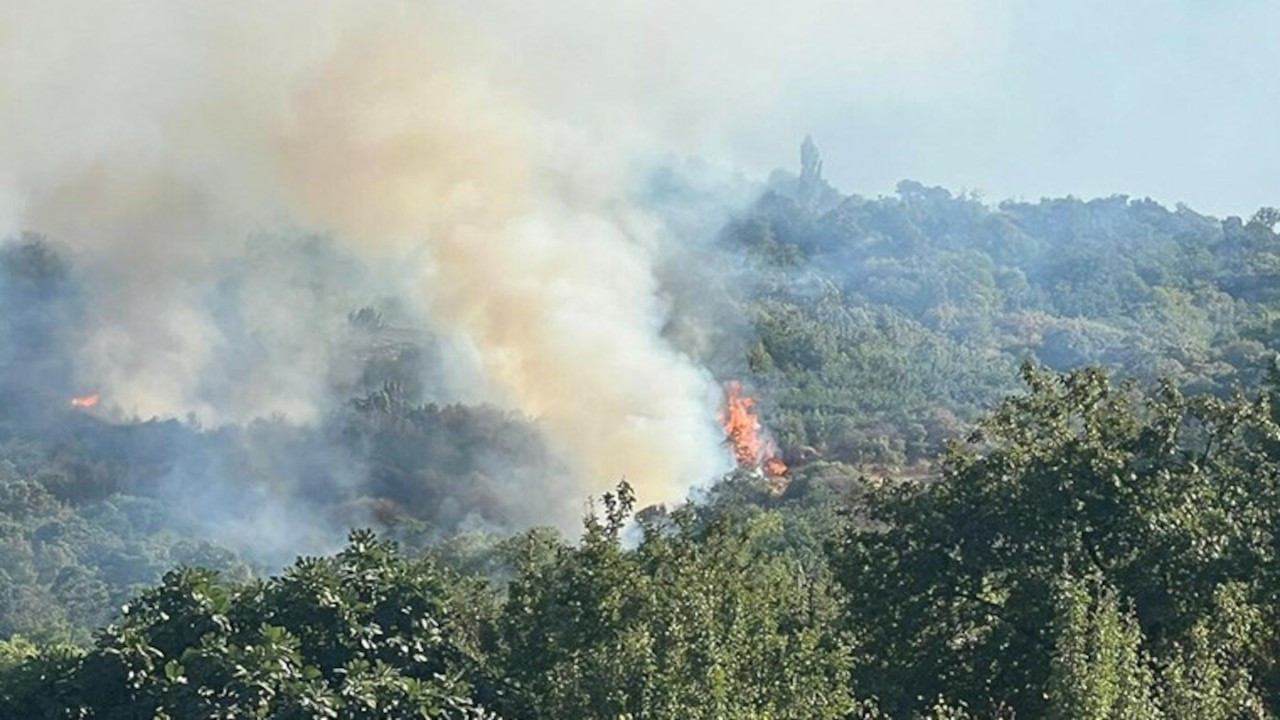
[4,141,1280,717]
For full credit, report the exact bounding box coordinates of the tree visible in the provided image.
[1046,576,1160,720]
[1248,207,1279,231]
[0,531,498,719]
[831,363,1280,715]
[493,483,855,719]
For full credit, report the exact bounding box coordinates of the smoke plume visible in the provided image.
[0,0,735,518]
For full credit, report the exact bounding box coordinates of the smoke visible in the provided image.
[0,0,994,535]
[0,0,737,517]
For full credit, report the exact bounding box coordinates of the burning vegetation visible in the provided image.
[70,393,100,409]
[721,381,787,477]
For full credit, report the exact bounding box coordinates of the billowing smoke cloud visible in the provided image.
[0,0,992,526]
[0,0,733,513]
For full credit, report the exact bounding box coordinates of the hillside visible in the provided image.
[4,146,1280,715]
[722,147,1280,470]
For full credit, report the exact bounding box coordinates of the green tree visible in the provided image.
[831,363,1280,715]
[494,483,854,720]
[1046,576,1161,720]
[0,531,497,719]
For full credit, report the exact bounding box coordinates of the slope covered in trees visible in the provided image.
[721,157,1280,470]
[4,145,1280,715]
[6,366,1280,716]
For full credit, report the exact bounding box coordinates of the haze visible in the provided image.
[746,1,1279,216]
[454,0,1279,217]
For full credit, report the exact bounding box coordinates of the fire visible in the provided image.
[70,393,100,409]
[764,457,788,477]
[722,381,763,466]
[720,381,787,476]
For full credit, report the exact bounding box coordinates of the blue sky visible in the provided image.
[750,1,1280,216]
[6,1,1275,220]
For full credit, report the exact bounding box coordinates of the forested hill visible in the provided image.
[5,146,1280,716]
[724,152,1280,469]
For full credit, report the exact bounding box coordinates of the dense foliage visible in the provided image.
[833,363,1280,716]
[0,234,563,640]
[0,530,497,718]
[725,164,1280,468]
[7,364,1280,716]
[1,495,860,718]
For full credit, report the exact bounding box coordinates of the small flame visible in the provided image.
[70,393,100,409]
[720,381,787,476]
[764,457,789,477]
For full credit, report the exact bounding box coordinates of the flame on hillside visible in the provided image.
[720,381,787,477]
[70,393,100,409]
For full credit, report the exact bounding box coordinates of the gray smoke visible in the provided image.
[0,0,743,525]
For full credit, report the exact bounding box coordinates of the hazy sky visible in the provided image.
[4,0,1275,221]
[732,1,1279,217]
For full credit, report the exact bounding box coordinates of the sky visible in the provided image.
[7,1,1272,218]
[722,1,1280,217]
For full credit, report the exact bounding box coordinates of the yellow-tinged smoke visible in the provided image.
[266,3,728,503]
[0,0,728,512]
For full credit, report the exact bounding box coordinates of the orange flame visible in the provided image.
[70,393,100,409]
[764,457,789,477]
[720,382,787,476]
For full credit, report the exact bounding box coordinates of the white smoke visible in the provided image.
[0,0,990,512]
[0,0,731,510]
